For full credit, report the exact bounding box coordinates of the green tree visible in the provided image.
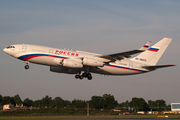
[23,98,34,107]
[148,99,166,111]
[2,96,16,106]
[41,95,52,107]
[155,99,166,111]
[103,94,118,110]
[33,100,41,107]
[14,94,22,105]
[2,96,11,105]
[62,100,71,108]
[90,96,104,110]
[72,99,86,108]
[54,97,63,108]
[148,100,156,107]
[129,97,149,111]
[50,99,55,108]
[0,94,2,105]
[118,100,129,107]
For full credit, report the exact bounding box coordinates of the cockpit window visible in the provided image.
[7,46,15,49]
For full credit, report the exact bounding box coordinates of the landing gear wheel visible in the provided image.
[79,76,84,79]
[87,73,92,80]
[75,72,93,80]
[87,76,92,80]
[82,73,87,78]
[87,73,91,77]
[25,65,29,70]
[75,75,80,79]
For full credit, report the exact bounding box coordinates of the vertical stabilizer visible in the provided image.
[131,38,172,65]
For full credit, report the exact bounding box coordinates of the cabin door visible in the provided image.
[49,50,53,56]
[22,45,27,52]
[129,62,133,68]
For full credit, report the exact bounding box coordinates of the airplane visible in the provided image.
[3,37,176,80]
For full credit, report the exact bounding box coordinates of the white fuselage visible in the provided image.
[3,44,149,75]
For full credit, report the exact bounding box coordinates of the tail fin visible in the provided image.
[131,38,172,65]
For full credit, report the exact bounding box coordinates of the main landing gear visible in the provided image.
[24,61,29,70]
[75,72,92,80]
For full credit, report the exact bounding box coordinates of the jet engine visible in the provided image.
[60,59,83,68]
[50,66,79,74]
[82,57,104,67]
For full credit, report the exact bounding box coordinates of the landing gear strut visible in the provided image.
[24,61,29,70]
[75,72,92,80]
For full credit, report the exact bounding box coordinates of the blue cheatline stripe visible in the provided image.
[148,47,159,52]
[18,53,68,61]
[104,64,147,73]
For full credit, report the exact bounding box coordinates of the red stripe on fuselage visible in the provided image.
[104,64,146,73]
[22,55,66,61]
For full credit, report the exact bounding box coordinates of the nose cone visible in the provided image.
[3,48,11,55]
[3,48,7,53]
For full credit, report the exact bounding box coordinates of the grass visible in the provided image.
[0,115,180,119]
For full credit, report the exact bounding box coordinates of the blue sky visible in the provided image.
[0,0,179,104]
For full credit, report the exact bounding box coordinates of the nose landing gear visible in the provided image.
[24,61,29,70]
[25,65,29,69]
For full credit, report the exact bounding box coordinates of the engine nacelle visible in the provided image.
[61,59,83,68]
[83,57,104,67]
[50,66,79,74]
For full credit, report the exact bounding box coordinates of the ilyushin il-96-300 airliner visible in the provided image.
[3,38,176,80]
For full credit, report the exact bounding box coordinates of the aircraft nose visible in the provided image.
[3,48,9,54]
[3,48,6,52]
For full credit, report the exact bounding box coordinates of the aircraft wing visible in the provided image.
[98,41,151,62]
[142,64,176,70]
[99,49,144,61]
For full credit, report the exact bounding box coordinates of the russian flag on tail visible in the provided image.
[148,47,159,52]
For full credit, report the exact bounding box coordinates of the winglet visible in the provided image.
[139,41,151,51]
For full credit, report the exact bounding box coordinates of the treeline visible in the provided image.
[0,94,170,111]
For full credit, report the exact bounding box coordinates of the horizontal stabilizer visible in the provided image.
[139,41,151,50]
[142,64,176,71]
